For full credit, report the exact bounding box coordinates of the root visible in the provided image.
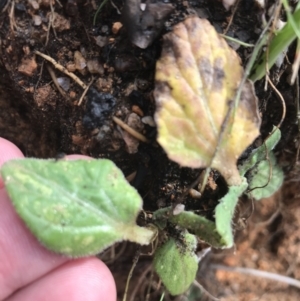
[35,51,87,89]
[78,77,94,106]
[112,116,150,143]
[210,264,300,290]
[46,64,69,100]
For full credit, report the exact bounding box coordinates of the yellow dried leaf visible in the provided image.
[154,17,261,186]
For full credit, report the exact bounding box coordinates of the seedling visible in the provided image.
[0,17,285,297]
[250,1,300,82]
[93,0,109,26]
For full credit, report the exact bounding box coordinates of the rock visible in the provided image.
[95,36,108,48]
[66,62,76,72]
[49,12,70,32]
[132,105,144,117]
[95,124,111,141]
[141,116,155,127]
[32,15,42,26]
[35,85,56,106]
[112,22,123,34]
[74,51,86,70]
[82,88,116,129]
[87,59,104,75]
[121,113,144,154]
[57,77,70,91]
[18,56,37,76]
[95,77,113,92]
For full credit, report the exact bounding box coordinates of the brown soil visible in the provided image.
[1,0,300,300]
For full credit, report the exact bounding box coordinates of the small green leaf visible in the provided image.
[239,127,281,176]
[153,208,225,248]
[170,211,225,248]
[1,159,155,257]
[153,231,198,295]
[215,177,248,247]
[250,8,300,82]
[247,152,284,200]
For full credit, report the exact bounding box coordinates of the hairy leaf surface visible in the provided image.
[153,208,225,248]
[215,177,248,247]
[239,127,281,176]
[247,152,284,200]
[1,159,154,257]
[153,232,198,295]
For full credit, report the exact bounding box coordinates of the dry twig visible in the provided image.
[112,116,149,143]
[223,0,240,35]
[46,64,69,99]
[35,51,87,89]
[9,0,18,31]
[78,77,95,106]
[45,2,57,46]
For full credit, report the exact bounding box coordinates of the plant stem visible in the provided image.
[123,224,156,245]
[220,34,254,47]
[93,0,109,26]
[250,7,300,82]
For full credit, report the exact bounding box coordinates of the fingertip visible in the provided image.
[6,257,117,301]
[85,258,117,301]
[0,138,24,188]
[0,138,24,166]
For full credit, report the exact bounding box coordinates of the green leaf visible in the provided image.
[247,152,284,200]
[239,127,281,176]
[250,7,300,82]
[153,208,225,248]
[153,231,198,295]
[1,159,155,257]
[215,177,248,247]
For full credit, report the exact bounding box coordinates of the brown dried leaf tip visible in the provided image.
[154,17,261,186]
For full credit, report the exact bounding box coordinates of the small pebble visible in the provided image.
[74,51,86,70]
[141,116,156,127]
[95,77,113,92]
[87,59,104,75]
[112,22,123,34]
[121,113,144,154]
[96,125,111,141]
[189,188,202,199]
[69,91,76,98]
[66,62,76,72]
[95,35,108,48]
[57,77,70,91]
[173,204,185,215]
[18,56,37,77]
[222,0,236,10]
[101,25,109,33]
[50,12,70,32]
[32,15,42,26]
[132,105,144,117]
[255,0,265,8]
[140,3,146,10]
[275,19,286,31]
